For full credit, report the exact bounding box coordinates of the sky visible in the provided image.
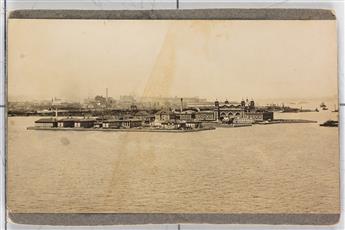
[8,19,338,102]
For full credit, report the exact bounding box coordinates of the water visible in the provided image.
[7,111,339,214]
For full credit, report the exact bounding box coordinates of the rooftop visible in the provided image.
[35,118,58,123]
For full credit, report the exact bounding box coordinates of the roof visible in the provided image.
[155,110,173,115]
[58,118,80,122]
[134,111,149,116]
[219,104,242,108]
[196,110,214,114]
[176,110,195,115]
[35,118,58,123]
[76,118,96,122]
[103,119,143,123]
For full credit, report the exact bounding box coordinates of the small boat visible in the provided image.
[332,105,338,112]
[320,102,327,108]
[320,120,338,127]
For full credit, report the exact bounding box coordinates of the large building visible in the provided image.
[147,98,273,123]
[195,99,273,122]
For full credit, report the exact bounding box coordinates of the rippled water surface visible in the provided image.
[7,111,339,213]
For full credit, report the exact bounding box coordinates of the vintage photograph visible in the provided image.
[7,16,339,224]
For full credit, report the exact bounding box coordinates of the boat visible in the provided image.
[320,120,338,127]
[320,102,327,108]
[281,107,300,113]
[332,104,338,112]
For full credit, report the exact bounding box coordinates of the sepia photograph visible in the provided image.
[6,10,339,225]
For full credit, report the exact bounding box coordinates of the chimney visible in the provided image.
[180,98,183,113]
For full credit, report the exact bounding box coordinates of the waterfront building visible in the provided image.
[154,109,176,122]
[102,120,122,129]
[233,117,254,124]
[160,121,181,130]
[102,119,143,129]
[102,120,121,129]
[195,110,216,121]
[34,118,58,127]
[263,111,274,121]
[134,110,149,120]
[134,110,155,125]
[58,118,79,128]
[214,100,244,121]
[74,118,96,128]
[175,110,196,121]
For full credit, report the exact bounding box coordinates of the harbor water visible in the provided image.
[7,111,339,214]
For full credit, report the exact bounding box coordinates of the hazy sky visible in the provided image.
[8,19,337,102]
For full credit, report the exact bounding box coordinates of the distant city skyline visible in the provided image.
[9,20,337,102]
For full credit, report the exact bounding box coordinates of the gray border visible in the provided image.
[8,213,341,226]
[6,8,339,226]
[9,9,335,20]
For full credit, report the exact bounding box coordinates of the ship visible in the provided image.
[320,120,338,127]
[320,102,328,110]
[332,104,338,112]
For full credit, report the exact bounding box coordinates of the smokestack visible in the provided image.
[106,88,109,109]
[180,98,183,113]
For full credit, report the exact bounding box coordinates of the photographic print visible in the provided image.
[6,9,339,225]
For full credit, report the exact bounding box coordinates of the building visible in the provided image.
[134,110,149,120]
[134,110,155,124]
[243,111,273,122]
[175,110,196,121]
[102,120,122,129]
[74,118,96,128]
[195,110,216,121]
[34,118,58,127]
[58,118,79,128]
[102,119,143,129]
[154,109,176,122]
[160,120,203,129]
[214,100,244,121]
[263,111,274,121]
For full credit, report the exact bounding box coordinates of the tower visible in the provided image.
[105,88,109,110]
[250,99,255,110]
[215,100,220,120]
[241,98,246,107]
